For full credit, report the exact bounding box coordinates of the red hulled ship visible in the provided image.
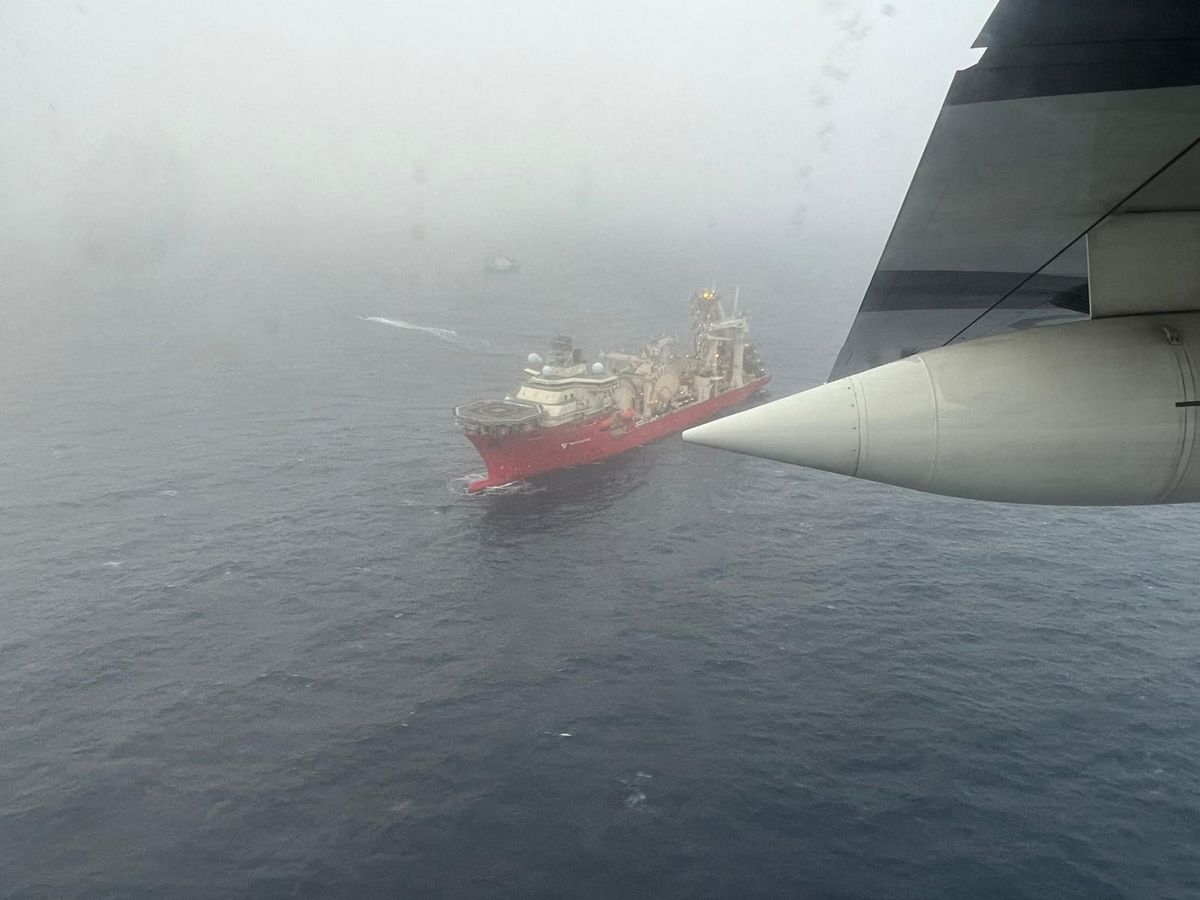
[455,288,770,492]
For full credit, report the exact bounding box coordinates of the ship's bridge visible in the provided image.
[521,369,618,390]
[516,370,618,424]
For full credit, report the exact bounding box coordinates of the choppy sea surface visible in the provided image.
[3,238,1199,899]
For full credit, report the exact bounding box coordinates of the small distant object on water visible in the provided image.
[455,286,770,493]
[483,256,520,275]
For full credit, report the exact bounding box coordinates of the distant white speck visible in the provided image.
[102,560,122,567]
[159,489,178,496]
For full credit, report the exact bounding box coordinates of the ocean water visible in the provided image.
[3,239,1200,899]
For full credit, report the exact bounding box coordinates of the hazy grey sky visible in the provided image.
[2,1,995,271]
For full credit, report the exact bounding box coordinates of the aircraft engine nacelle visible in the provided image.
[683,313,1200,505]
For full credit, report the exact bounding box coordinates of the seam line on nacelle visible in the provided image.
[1159,320,1196,503]
[916,354,939,493]
[848,376,865,478]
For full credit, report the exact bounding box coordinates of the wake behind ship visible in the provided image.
[456,288,770,492]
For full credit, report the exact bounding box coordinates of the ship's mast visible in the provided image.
[690,286,750,388]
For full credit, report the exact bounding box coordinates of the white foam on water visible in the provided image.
[449,475,544,497]
[360,316,459,342]
[102,560,122,568]
[481,480,543,496]
[448,474,486,495]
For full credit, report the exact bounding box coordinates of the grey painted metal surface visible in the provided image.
[1088,213,1200,318]
[829,0,1200,381]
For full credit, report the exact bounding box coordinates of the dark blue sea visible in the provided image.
[3,233,1200,899]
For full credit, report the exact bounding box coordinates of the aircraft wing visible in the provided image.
[829,0,1200,380]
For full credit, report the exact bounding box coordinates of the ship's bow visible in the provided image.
[455,399,542,491]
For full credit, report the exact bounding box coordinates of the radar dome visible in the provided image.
[541,365,553,377]
[591,362,605,374]
[527,353,543,366]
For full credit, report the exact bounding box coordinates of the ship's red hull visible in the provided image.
[465,376,770,491]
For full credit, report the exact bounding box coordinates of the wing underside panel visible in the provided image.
[829,1,1200,381]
